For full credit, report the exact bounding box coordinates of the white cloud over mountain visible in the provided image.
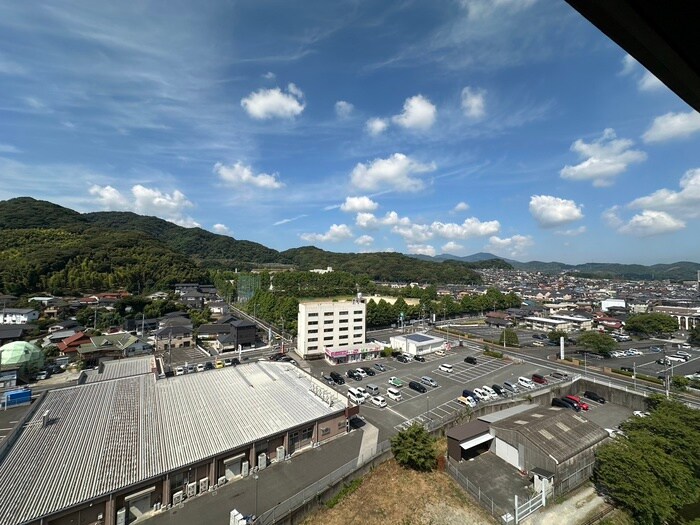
[529,195,584,227]
[300,224,353,243]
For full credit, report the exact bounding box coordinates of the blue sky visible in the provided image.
[1,1,699,265]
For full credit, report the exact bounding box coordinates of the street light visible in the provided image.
[253,472,259,519]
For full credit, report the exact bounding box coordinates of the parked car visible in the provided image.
[36,370,50,380]
[473,388,490,402]
[676,350,691,358]
[633,410,650,418]
[458,395,477,408]
[583,390,606,403]
[373,363,387,372]
[347,370,362,381]
[355,386,371,400]
[464,356,477,364]
[518,376,535,389]
[503,380,519,393]
[214,360,224,369]
[413,355,426,362]
[481,385,498,399]
[420,376,438,388]
[668,354,688,362]
[354,368,367,378]
[330,371,345,385]
[196,363,205,372]
[186,364,195,373]
[550,371,568,380]
[205,361,215,370]
[649,346,663,353]
[370,396,387,408]
[552,397,579,411]
[491,384,505,396]
[434,349,445,356]
[321,374,334,385]
[388,376,404,387]
[397,354,410,363]
[230,357,241,366]
[279,356,295,363]
[386,387,402,401]
[531,373,548,385]
[620,366,634,373]
[565,394,589,411]
[174,366,184,376]
[438,363,453,373]
[409,380,427,393]
[462,389,478,401]
[361,366,376,376]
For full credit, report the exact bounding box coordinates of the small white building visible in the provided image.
[297,299,366,359]
[600,298,626,312]
[523,316,570,333]
[389,333,445,356]
[0,308,39,325]
[549,314,593,331]
[324,342,383,365]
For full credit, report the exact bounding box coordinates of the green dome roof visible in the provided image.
[0,341,44,366]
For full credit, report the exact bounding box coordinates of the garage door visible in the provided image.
[495,438,519,469]
[124,486,155,523]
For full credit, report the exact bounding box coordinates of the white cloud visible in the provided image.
[0,144,20,154]
[602,206,624,229]
[392,94,437,130]
[642,110,700,143]
[89,184,199,227]
[392,224,433,243]
[619,54,637,76]
[618,210,685,237]
[638,70,664,92]
[555,226,586,237]
[356,211,410,229]
[628,168,700,218]
[429,217,501,239]
[529,195,584,227]
[350,153,436,192]
[461,86,486,120]
[262,71,276,80]
[355,235,374,246]
[300,224,353,243]
[453,201,469,212]
[340,196,379,213]
[335,100,354,119]
[442,241,464,253]
[214,161,284,189]
[273,214,307,226]
[485,234,533,257]
[407,244,436,257]
[212,223,230,235]
[240,83,305,120]
[464,0,537,21]
[366,117,388,136]
[24,97,46,110]
[560,128,646,187]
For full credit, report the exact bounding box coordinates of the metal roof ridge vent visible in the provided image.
[42,410,50,428]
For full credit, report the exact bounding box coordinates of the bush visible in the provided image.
[484,350,504,359]
[381,347,393,358]
[390,424,437,472]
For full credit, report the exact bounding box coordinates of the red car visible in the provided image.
[565,394,589,411]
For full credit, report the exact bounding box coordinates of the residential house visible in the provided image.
[0,308,39,325]
[154,325,193,352]
[57,331,92,355]
[213,320,256,352]
[77,333,152,367]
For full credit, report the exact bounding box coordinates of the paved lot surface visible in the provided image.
[0,403,32,442]
[146,429,364,525]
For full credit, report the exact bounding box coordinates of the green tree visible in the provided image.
[498,328,519,347]
[548,330,567,343]
[390,423,437,472]
[595,398,700,524]
[624,313,678,337]
[577,331,617,356]
[670,375,689,392]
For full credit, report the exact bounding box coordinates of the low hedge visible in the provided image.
[611,368,664,385]
[484,350,504,359]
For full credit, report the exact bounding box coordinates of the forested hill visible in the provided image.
[0,197,484,295]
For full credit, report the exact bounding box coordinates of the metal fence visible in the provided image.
[255,439,391,525]
[514,491,545,523]
[553,461,596,497]
[445,459,514,523]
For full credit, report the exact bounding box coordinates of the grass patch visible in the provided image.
[484,350,504,359]
[325,478,364,508]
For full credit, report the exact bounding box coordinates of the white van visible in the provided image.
[348,389,365,405]
[438,363,453,373]
[386,387,402,401]
[518,376,535,389]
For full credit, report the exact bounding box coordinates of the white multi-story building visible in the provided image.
[297,300,366,359]
[0,308,39,325]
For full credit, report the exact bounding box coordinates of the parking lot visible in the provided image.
[307,344,570,440]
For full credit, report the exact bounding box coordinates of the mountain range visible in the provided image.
[1,197,698,297]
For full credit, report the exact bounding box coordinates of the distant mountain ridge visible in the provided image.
[412,252,700,281]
